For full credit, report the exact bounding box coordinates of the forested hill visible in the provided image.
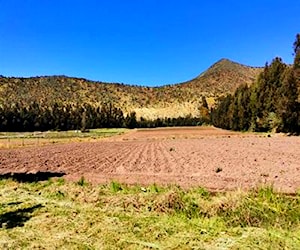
[0,59,261,120]
[212,34,300,134]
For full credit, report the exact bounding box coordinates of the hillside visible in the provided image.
[182,58,262,93]
[0,59,262,119]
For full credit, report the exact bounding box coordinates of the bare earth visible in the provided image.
[1,127,300,193]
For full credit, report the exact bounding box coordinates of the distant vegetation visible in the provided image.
[212,34,300,134]
[0,54,260,131]
[2,35,299,134]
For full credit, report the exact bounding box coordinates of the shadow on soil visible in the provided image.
[0,171,65,183]
[0,204,44,229]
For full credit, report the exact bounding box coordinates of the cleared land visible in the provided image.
[0,126,299,193]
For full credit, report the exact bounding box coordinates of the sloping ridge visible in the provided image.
[180,58,262,95]
[0,58,263,119]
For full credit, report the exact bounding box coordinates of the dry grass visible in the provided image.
[133,102,200,120]
[0,178,299,249]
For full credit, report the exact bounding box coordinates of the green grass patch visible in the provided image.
[0,128,127,139]
[0,179,299,249]
[0,128,127,148]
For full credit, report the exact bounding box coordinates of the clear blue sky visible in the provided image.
[1,0,299,86]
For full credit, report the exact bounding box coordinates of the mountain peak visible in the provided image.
[210,58,241,68]
[198,58,249,79]
[182,58,263,94]
[215,58,234,63]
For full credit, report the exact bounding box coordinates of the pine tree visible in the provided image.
[199,96,210,123]
[293,34,300,72]
[125,112,137,129]
[278,69,298,132]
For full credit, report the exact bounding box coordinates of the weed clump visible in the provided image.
[77,176,88,187]
[154,190,184,213]
[214,187,300,228]
[110,181,123,192]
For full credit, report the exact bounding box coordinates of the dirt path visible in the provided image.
[0,127,300,193]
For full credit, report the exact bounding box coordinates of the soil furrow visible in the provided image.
[1,127,300,193]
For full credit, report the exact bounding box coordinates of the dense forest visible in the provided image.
[211,34,300,134]
[0,100,208,132]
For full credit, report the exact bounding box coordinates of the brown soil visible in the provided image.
[0,127,300,193]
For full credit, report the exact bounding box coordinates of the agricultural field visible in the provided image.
[0,126,299,193]
[1,126,300,249]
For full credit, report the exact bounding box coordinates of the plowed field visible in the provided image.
[1,127,300,193]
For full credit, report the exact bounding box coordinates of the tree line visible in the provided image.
[0,102,124,132]
[211,34,300,134]
[0,101,207,132]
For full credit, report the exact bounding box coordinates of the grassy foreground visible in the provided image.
[0,178,299,249]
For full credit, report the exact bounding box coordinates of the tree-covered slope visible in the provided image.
[212,34,300,134]
[0,58,262,120]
